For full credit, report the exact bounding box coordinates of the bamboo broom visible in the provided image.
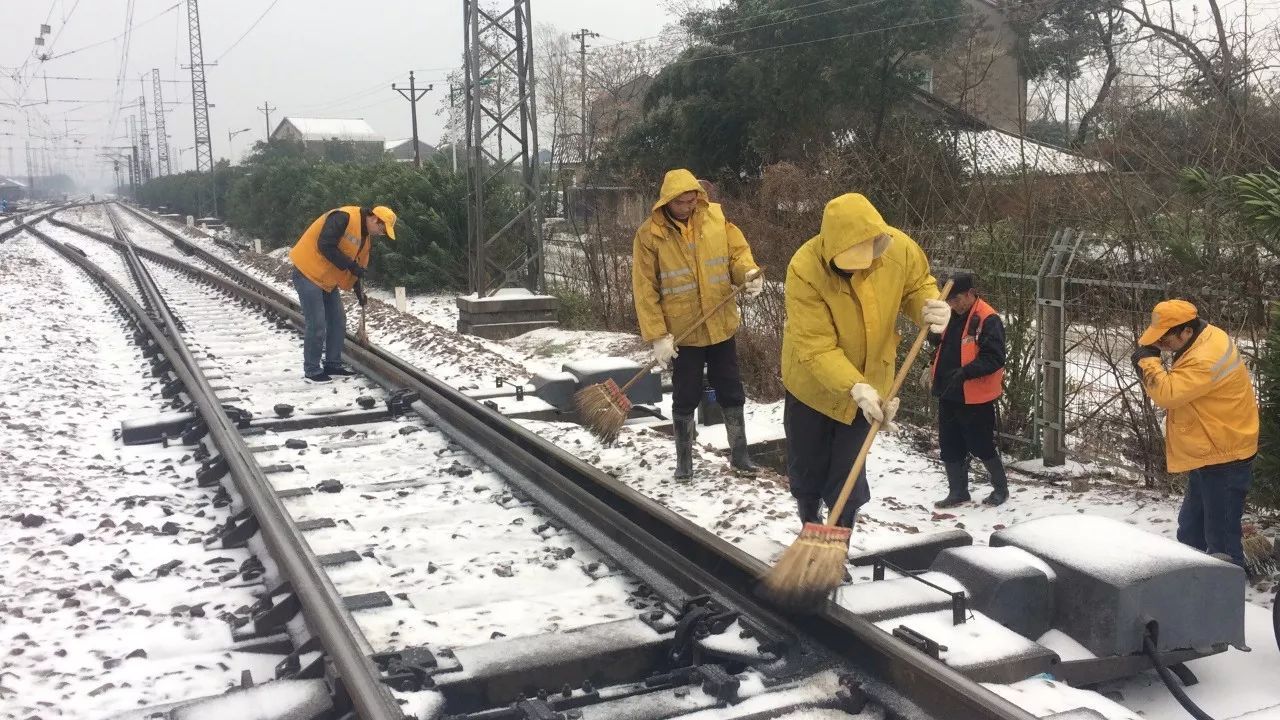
[760,279,954,611]
[574,269,762,443]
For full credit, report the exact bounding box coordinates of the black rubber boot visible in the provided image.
[722,406,758,476]
[673,414,695,481]
[981,456,1009,506]
[796,497,823,526]
[934,460,972,508]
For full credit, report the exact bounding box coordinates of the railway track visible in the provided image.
[10,203,1037,720]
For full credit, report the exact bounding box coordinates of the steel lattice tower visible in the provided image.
[152,69,170,177]
[138,93,153,182]
[463,0,545,296]
[187,0,213,176]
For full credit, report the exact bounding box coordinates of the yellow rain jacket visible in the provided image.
[782,194,939,424]
[632,169,759,347]
[1137,323,1259,473]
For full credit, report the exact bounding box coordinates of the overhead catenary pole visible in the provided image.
[25,140,35,196]
[152,69,171,177]
[258,100,277,141]
[138,91,153,182]
[186,0,214,215]
[393,72,432,168]
[570,27,599,163]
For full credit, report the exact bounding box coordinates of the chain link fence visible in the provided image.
[545,221,1263,486]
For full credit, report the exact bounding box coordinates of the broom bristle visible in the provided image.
[573,379,631,443]
[1242,532,1275,577]
[758,523,853,611]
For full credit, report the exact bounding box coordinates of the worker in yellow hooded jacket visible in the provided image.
[632,169,762,480]
[782,193,949,527]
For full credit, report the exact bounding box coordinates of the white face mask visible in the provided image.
[831,233,892,270]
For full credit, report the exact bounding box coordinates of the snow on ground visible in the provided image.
[95,209,1280,719]
[0,234,276,720]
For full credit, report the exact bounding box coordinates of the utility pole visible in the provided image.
[570,28,599,163]
[393,72,432,168]
[258,100,277,141]
[152,69,170,177]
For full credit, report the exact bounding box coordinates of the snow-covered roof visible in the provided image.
[948,128,1111,177]
[0,175,27,188]
[277,117,383,143]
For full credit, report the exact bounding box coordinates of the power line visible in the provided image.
[24,74,187,84]
[213,0,283,63]
[42,3,181,62]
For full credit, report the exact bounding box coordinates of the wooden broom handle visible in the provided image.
[826,279,954,526]
[618,268,763,394]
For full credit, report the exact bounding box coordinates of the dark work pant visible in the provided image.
[292,268,346,376]
[671,336,746,417]
[784,392,871,526]
[938,399,999,463]
[1177,458,1253,567]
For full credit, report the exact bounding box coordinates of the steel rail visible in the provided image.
[24,212,407,720]
[83,205,1038,720]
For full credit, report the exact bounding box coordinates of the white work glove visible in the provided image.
[922,299,950,334]
[851,384,900,430]
[881,397,900,432]
[742,274,764,299]
[652,334,678,369]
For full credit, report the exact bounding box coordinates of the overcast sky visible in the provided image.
[2,0,679,185]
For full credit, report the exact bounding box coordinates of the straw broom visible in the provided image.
[760,279,954,611]
[575,269,762,443]
[1242,525,1275,577]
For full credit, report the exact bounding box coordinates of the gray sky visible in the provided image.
[2,0,678,185]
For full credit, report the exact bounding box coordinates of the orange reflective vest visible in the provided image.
[289,206,370,291]
[932,297,1004,404]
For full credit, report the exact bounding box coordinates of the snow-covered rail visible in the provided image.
[21,205,1038,720]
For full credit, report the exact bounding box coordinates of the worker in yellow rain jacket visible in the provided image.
[1132,299,1259,568]
[781,193,949,527]
[632,169,762,480]
[289,205,396,382]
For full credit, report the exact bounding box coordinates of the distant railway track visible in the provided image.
[10,203,1036,720]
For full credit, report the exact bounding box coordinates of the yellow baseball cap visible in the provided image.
[371,205,397,240]
[1139,299,1197,345]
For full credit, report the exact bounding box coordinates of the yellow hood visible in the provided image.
[651,169,707,214]
[818,193,892,264]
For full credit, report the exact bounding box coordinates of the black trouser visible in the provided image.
[671,336,746,417]
[938,399,999,462]
[784,392,871,525]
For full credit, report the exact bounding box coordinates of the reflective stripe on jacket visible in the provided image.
[289,206,370,291]
[632,169,759,347]
[1137,323,1259,473]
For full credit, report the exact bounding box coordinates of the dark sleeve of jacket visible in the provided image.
[317,210,358,271]
[961,314,1006,379]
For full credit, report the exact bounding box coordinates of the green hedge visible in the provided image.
[138,142,522,292]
